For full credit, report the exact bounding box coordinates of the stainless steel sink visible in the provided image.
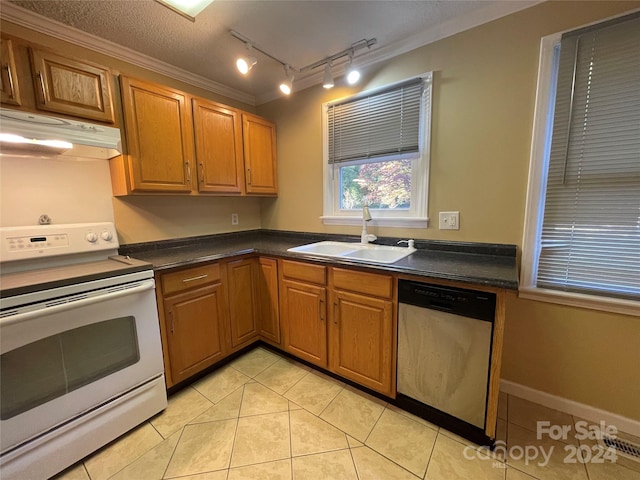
[287,241,416,265]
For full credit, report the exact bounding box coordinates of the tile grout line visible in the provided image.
[159,423,186,480]
[346,442,361,480]
[227,384,246,471]
[421,429,440,480]
[361,403,386,445]
[288,407,295,480]
[85,421,166,480]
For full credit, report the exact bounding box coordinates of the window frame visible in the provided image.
[321,73,432,228]
[520,32,640,317]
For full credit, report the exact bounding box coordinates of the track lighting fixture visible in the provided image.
[229,30,376,96]
[346,52,361,85]
[236,45,257,75]
[279,66,294,95]
[322,62,334,89]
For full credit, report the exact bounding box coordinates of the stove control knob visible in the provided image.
[101,231,113,241]
[86,232,98,243]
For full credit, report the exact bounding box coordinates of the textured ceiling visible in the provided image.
[6,0,539,104]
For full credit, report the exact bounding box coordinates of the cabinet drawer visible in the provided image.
[281,260,326,285]
[162,263,221,295]
[332,268,393,299]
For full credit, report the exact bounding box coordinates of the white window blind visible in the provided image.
[327,79,423,164]
[537,13,640,299]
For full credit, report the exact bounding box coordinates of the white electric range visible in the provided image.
[0,222,167,480]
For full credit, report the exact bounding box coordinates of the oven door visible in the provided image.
[0,275,165,453]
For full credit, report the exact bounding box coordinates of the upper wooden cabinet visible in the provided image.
[113,77,277,197]
[242,113,278,195]
[119,76,194,193]
[193,98,245,194]
[1,38,21,106]
[29,47,115,123]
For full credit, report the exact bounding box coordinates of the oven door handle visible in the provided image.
[0,279,156,327]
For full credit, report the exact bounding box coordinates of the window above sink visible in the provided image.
[321,74,433,229]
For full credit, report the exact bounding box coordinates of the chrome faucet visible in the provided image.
[361,205,377,244]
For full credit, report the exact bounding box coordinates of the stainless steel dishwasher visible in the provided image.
[396,280,496,444]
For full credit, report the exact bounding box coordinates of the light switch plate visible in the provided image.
[439,211,459,230]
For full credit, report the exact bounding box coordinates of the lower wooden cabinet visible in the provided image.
[328,268,396,396]
[329,289,394,396]
[158,263,229,386]
[256,257,280,345]
[280,278,328,367]
[226,257,259,348]
[163,282,229,385]
[156,257,395,396]
[277,260,395,393]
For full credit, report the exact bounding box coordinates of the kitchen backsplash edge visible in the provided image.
[119,229,517,258]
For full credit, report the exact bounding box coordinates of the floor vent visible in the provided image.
[601,435,640,463]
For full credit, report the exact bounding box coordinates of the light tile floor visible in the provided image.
[53,347,640,480]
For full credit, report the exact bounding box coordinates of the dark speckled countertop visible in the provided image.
[120,230,519,290]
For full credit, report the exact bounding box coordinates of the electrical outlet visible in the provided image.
[439,211,459,230]
[231,213,239,225]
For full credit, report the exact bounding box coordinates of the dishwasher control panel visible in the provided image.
[398,280,496,322]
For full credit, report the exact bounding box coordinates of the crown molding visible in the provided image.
[0,2,256,106]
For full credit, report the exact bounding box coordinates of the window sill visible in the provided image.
[518,286,640,317]
[320,216,429,228]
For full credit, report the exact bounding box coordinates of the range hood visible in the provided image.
[0,108,122,160]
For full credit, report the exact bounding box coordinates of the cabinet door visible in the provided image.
[256,257,280,344]
[242,113,277,195]
[193,98,245,194]
[120,77,194,193]
[0,38,21,105]
[227,258,259,347]
[280,279,327,367]
[329,290,394,396]
[164,283,228,384]
[30,47,114,123]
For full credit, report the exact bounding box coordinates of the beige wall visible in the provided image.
[1,20,263,244]
[257,1,640,420]
[113,196,261,244]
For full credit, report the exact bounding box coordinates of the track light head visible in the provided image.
[236,44,257,75]
[322,62,334,89]
[346,51,361,85]
[236,56,257,74]
[279,66,294,95]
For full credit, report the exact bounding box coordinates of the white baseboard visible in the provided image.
[500,379,640,438]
